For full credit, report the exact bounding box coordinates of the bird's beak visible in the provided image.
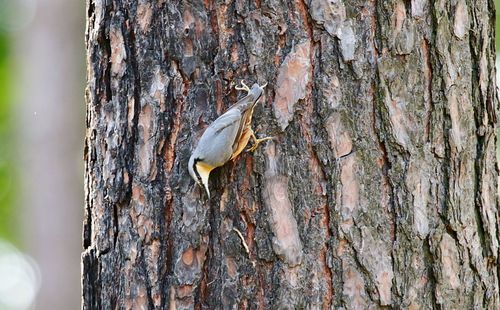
[204,185,210,199]
[196,163,212,199]
[200,172,210,199]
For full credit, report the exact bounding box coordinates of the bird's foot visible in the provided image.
[235,80,251,93]
[247,136,273,152]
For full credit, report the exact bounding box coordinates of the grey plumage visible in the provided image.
[191,111,241,167]
[188,82,267,197]
[189,84,263,167]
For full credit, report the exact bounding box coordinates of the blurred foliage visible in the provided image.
[0,31,17,245]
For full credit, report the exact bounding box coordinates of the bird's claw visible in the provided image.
[247,143,258,152]
[247,136,273,152]
[235,80,251,93]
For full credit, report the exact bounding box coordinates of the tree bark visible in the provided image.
[83,0,499,309]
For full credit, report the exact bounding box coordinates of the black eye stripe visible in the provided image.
[194,157,203,163]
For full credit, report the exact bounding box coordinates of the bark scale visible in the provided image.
[83,0,499,308]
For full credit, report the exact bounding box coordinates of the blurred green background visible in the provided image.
[0,31,16,244]
[0,1,499,309]
[0,0,84,309]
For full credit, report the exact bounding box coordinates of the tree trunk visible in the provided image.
[83,0,499,308]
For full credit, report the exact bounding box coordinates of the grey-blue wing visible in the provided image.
[223,93,260,149]
[193,109,242,167]
[225,91,259,115]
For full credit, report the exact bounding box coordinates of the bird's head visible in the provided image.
[188,155,213,198]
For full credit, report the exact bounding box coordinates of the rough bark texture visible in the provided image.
[83,0,499,308]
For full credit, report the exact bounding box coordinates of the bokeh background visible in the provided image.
[0,0,84,308]
[0,1,499,309]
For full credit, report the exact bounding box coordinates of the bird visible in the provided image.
[188,80,272,198]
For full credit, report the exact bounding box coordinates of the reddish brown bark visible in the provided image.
[83,0,499,308]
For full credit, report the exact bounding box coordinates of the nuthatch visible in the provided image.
[188,80,272,198]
